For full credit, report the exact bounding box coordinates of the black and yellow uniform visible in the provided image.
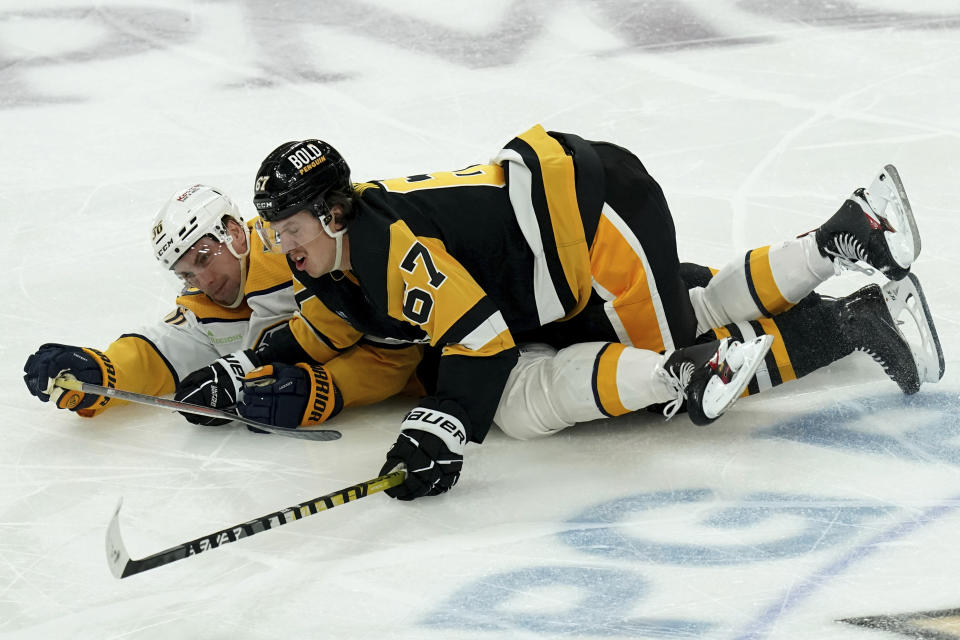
[286,125,702,442]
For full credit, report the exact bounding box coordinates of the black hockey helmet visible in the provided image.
[253,139,351,222]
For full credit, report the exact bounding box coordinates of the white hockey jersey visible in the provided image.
[80,219,422,417]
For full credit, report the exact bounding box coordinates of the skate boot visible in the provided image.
[833,283,922,394]
[811,164,919,281]
[659,335,773,426]
[881,272,945,384]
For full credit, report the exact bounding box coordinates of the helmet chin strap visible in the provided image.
[320,214,346,273]
[223,221,251,309]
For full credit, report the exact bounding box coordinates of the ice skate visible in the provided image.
[812,164,919,281]
[833,282,925,394]
[881,273,945,385]
[659,335,774,426]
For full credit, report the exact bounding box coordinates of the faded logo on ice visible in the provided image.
[3,2,960,106]
[421,391,960,637]
[757,392,960,466]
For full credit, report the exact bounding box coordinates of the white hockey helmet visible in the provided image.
[151,184,246,269]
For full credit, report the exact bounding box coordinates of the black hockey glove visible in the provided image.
[175,350,259,426]
[239,363,342,428]
[23,343,114,411]
[379,399,468,501]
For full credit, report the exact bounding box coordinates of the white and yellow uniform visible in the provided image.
[80,219,420,417]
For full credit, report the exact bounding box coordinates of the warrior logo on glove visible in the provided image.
[23,344,117,412]
[239,363,342,428]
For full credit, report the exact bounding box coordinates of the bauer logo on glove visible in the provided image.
[402,408,467,448]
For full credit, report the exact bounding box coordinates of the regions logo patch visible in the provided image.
[841,607,960,638]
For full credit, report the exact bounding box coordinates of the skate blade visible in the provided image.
[882,272,944,383]
[701,335,774,420]
[867,164,920,269]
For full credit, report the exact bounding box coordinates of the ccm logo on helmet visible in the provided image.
[153,222,174,256]
[288,143,326,176]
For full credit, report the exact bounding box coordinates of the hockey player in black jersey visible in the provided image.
[243,126,943,500]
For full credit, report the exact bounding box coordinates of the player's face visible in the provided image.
[268,211,338,277]
[172,235,242,305]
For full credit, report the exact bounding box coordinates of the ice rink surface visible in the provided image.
[2,1,960,638]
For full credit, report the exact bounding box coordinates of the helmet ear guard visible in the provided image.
[319,209,346,273]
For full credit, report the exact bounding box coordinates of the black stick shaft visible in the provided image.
[112,471,404,578]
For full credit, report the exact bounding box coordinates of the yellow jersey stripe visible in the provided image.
[594,343,630,417]
[590,205,673,352]
[443,327,516,358]
[517,125,592,320]
[747,246,793,317]
[756,316,797,383]
[711,325,733,341]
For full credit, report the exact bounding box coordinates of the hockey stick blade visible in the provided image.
[106,498,131,578]
[53,377,340,441]
[106,470,406,578]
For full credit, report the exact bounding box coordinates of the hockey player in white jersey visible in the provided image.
[22,184,421,423]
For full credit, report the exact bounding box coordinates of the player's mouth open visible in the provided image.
[290,254,307,271]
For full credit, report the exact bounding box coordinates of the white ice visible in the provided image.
[2,1,960,638]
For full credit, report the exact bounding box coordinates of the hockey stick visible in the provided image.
[106,470,405,578]
[53,377,340,442]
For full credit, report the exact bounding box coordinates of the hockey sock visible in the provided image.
[690,235,834,331]
[702,291,850,396]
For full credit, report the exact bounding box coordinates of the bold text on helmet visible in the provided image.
[287,143,326,173]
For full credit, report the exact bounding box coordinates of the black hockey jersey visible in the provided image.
[290,125,606,442]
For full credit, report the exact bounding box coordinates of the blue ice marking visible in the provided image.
[757,392,960,465]
[421,565,712,637]
[559,489,895,565]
